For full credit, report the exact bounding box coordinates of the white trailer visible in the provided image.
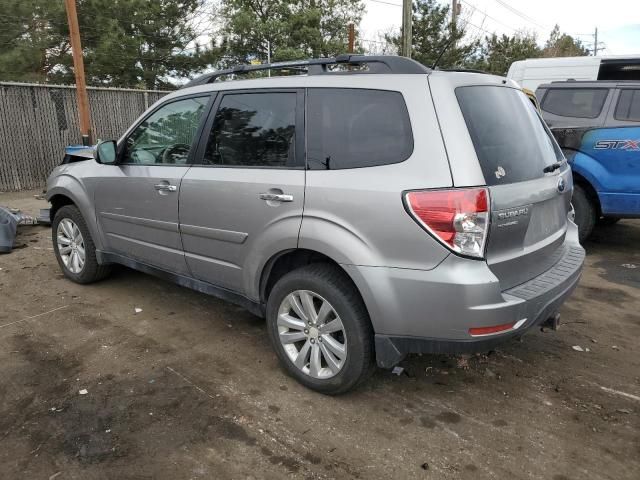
[507,55,640,91]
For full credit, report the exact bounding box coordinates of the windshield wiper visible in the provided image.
[543,161,563,174]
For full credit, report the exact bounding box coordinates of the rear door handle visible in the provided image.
[259,193,294,202]
[155,184,177,192]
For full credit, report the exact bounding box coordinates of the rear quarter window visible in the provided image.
[541,88,609,118]
[306,88,413,170]
[456,85,563,186]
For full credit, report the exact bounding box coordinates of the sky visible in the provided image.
[360,0,640,55]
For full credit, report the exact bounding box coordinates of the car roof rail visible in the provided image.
[183,55,431,88]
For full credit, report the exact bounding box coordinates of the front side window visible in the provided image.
[541,88,609,119]
[122,97,209,165]
[614,89,640,121]
[306,88,413,170]
[203,92,297,167]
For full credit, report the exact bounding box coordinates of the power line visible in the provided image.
[367,0,402,6]
[461,20,494,37]
[460,0,517,33]
[492,0,550,31]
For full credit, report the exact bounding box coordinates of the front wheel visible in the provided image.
[266,264,375,395]
[52,205,111,284]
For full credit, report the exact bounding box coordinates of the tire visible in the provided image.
[52,205,111,284]
[572,184,596,243]
[266,263,375,395]
[598,216,621,226]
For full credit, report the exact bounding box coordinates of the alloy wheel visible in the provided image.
[57,218,85,274]
[277,290,347,379]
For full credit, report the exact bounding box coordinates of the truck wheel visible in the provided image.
[598,216,620,226]
[52,205,112,284]
[266,263,375,395]
[572,185,596,243]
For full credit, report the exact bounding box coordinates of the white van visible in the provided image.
[507,55,640,91]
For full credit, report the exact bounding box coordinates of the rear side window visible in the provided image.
[614,89,640,121]
[204,92,297,167]
[456,86,563,186]
[541,88,608,118]
[306,88,413,170]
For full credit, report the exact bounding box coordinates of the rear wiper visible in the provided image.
[543,161,563,174]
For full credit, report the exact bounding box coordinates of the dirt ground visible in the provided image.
[1,189,638,480]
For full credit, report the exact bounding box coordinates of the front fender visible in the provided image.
[46,172,102,251]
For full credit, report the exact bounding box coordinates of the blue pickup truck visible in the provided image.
[536,80,640,241]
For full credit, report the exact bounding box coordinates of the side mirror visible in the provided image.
[94,140,118,165]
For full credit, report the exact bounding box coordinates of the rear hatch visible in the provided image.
[455,84,572,290]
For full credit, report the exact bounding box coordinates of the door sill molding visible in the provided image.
[96,250,264,318]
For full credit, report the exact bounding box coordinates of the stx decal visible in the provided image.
[594,139,640,150]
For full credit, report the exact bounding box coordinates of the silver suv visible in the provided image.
[46,55,585,394]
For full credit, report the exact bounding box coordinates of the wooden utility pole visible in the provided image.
[402,0,412,58]
[451,0,460,49]
[593,27,599,56]
[452,0,458,28]
[348,22,355,53]
[64,0,92,145]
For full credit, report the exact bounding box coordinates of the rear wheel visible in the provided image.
[52,205,111,284]
[266,263,375,395]
[572,184,596,242]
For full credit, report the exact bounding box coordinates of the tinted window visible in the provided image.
[614,89,640,121]
[457,86,563,186]
[204,92,297,167]
[123,97,208,165]
[541,88,608,118]
[306,89,413,170]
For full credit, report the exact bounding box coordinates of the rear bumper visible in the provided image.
[342,225,585,368]
[374,264,581,367]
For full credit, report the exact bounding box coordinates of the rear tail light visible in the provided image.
[404,187,490,258]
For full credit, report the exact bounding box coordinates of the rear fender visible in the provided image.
[298,215,380,266]
[569,151,607,193]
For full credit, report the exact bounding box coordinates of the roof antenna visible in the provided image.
[431,38,455,69]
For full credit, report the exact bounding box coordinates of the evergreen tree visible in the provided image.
[0,0,69,83]
[0,0,215,88]
[220,0,365,65]
[386,0,477,69]
[542,24,589,57]
[471,32,541,76]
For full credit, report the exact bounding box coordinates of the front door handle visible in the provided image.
[259,193,294,202]
[155,184,177,192]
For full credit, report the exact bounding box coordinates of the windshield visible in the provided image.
[456,85,563,186]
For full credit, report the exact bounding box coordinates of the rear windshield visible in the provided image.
[456,86,563,186]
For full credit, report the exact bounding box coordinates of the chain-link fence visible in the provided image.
[0,82,169,191]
